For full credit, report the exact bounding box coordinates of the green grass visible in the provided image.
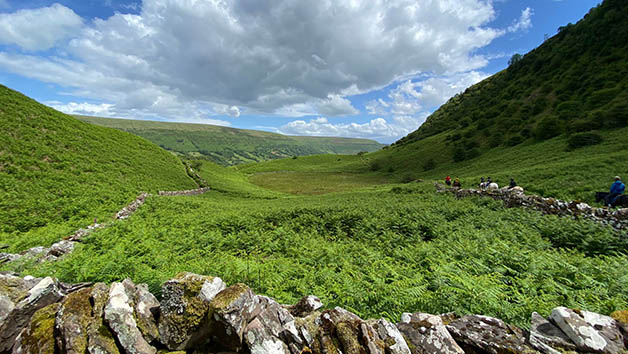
[0,85,197,252]
[10,183,628,328]
[76,116,384,166]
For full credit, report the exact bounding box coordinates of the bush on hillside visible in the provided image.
[567,132,603,150]
[535,116,563,140]
[506,134,524,146]
[423,158,436,171]
[452,146,466,162]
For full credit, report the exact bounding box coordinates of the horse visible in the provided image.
[595,192,628,207]
[479,182,498,190]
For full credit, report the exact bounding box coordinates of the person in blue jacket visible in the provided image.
[606,176,625,206]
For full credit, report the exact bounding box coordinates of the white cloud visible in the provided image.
[508,7,533,33]
[317,95,359,116]
[213,104,241,118]
[279,116,425,143]
[0,4,83,50]
[366,71,488,116]
[46,101,116,116]
[0,0,503,119]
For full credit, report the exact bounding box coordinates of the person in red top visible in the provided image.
[445,176,451,186]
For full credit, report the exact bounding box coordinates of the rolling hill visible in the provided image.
[0,84,197,250]
[76,116,385,166]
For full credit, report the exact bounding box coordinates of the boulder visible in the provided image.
[244,295,305,353]
[55,288,93,353]
[46,240,75,259]
[158,272,226,350]
[314,307,383,354]
[0,277,64,352]
[369,318,411,354]
[446,315,535,354]
[288,295,323,318]
[207,283,257,352]
[12,303,60,354]
[528,312,576,354]
[134,283,160,343]
[397,312,463,354]
[104,281,156,354]
[550,307,625,353]
[87,282,121,354]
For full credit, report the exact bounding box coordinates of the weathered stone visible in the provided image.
[104,281,156,354]
[55,287,92,353]
[446,314,535,354]
[315,307,383,354]
[550,307,625,353]
[0,274,33,327]
[47,240,75,258]
[0,277,64,352]
[288,295,323,318]
[12,303,60,354]
[398,312,463,354]
[207,283,257,352]
[135,283,160,343]
[0,253,21,264]
[245,295,306,353]
[158,272,226,350]
[528,312,576,354]
[369,318,411,354]
[245,317,291,354]
[87,283,121,354]
[293,311,320,349]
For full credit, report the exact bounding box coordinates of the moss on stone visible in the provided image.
[58,287,93,352]
[0,276,29,303]
[611,310,628,325]
[210,283,249,310]
[335,321,362,354]
[20,302,60,354]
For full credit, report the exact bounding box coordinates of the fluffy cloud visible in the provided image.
[279,116,425,143]
[508,7,533,33]
[46,101,116,116]
[366,71,488,116]
[317,95,359,117]
[213,104,241,118]
[0,0,502,119]
[0,4,83,50]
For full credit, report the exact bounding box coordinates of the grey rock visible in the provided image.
[245,317,291,354]
[11,303,60,354]
[158,272,226,350]
[55,287,93,354]
[316,307,383,354]
[528,312,576,354]
[208,283,258,352]
[0,253,21,264]
[134,283,160,343]
[87,283,121,354]
[397,312,463,354]
[446,314,535,354]
[0,277,64,352]
[370,318,411,354]
[288,295,323,317]
[550,307,625,353]
[104,282,156,354]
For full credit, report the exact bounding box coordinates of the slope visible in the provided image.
[397,0,628,153]
[0,84,197,249]
[76,116,385,166]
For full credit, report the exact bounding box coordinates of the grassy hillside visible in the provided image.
[0,84,197,250]
[76,116,384,166]
[396,0,628,157]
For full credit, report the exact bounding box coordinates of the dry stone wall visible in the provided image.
[2,271,628,354]
[0,188,211,266]
[435,183,628,231]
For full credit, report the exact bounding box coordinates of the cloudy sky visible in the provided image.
[0,0,600,143]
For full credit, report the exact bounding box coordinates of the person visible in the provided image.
[445,176,451,186]
[487,176,493,184]
[508,178,517,189]
[606,176,625,207]
[453,178,461,188]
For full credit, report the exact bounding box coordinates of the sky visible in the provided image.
[0,0,602,143]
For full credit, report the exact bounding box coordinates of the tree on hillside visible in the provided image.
[508,53,522,66]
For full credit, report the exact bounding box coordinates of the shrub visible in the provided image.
[452,147,466,162]
[535,116,563,140]
[506,134,524,146]
[370,162,380,171]
[423,158,436,171]
[567,132,603,149]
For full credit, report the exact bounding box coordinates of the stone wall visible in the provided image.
[2,272,627,354]
[0,188,211,266]
[435,183,628,231]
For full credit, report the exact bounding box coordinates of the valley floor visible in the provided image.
[4,159,628,328]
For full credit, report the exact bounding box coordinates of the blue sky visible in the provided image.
[0,0,601,143]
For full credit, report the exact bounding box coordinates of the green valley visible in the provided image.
[76,116,384,166]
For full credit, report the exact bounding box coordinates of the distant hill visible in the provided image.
[396,0,627,155]
[0,85,196,248]
[76,116,385,166]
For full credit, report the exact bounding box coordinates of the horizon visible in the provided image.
[0,0,601,143]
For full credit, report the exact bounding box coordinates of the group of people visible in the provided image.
[444,176,517,189]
